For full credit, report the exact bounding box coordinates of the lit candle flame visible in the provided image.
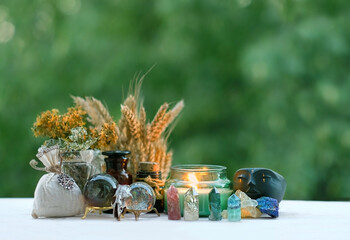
[187,173,199,189]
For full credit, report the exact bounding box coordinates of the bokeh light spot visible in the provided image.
[0,5,8,22]
[268,114,286,131]
[251,61,268,82]
[318,83,339,105]
[341,130,350,148]
[58,0,81,15]
[0,21,15,43]
[237,0,252,8]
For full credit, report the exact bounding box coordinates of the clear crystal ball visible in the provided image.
[125,182,156,211]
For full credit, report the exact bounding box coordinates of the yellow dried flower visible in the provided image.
[32,106,86,140]
[91,122,118,151]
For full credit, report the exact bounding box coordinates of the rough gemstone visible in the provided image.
[184,187,199,221]
[235,190,262,218]
[209,187,222,221]
[125,182,156,211]
[221,210,228,219]
[167,185,181,220]
[227,193,241,222]
[257,197,279,218]
[83,173,118,207]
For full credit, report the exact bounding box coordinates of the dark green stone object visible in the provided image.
[83,173,119,207]
[233,168,286,203]
[209,187,222,221]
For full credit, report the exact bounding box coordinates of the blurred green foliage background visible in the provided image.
[0,0,349,200]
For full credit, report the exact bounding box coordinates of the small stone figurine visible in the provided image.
[113,185,132,220]
[233,168,286,203]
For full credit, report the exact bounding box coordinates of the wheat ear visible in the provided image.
[148,112,172,142]
[149,100,184,142]
[123,95,137,114]
[162,151,173,180]
[121,105,141,140]
[139,106,146,142]
[72,96,113,128]
[168,100,184,123]
[158,143,167,171]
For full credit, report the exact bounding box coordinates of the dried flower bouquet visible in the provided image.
[32,105,118,152]
[74,79,184,180]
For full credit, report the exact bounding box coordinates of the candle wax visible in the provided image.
[165,188,233,217]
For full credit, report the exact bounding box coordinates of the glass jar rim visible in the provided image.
[170,164,226,173]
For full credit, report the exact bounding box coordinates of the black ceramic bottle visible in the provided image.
[102,150,133,185]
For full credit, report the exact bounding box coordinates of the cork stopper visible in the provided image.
[139,162,160,172]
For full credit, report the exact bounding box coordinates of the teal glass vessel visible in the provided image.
[164,164,232,217]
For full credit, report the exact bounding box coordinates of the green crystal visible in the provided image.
[228,193,241,221]
[209,187,222,221]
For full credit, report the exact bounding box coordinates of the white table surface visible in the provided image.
[0,198,349,240]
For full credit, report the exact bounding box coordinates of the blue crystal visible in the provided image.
[227,193,241,221]
[257,197,279,218]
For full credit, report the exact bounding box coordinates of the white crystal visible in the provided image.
[184,187,199,221]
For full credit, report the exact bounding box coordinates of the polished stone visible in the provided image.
[166,185,181,220]
[235,190,262,218]
[209,187,222,221]
[228,193,241,221]
[184,187,199,221]
[221,210,228,219]
[257,197,279,218]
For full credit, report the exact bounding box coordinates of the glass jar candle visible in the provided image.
[164,164,232,217]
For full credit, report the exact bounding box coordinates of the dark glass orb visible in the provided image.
[83,173,119,207]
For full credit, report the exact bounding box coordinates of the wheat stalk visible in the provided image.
[158,143,167,171]
[148,143,155,162]
[121,105,141,140]
[72,96,113,129]
[169,100,184,122]
[139,106,146,142]
[123,95,137,114]
[114,72,183,181]
[147,103,168,141]
[137,140,147,163]
[162,151,173,180]
[148,100,184,142]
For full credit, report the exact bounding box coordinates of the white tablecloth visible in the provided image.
[0,198,349,240]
